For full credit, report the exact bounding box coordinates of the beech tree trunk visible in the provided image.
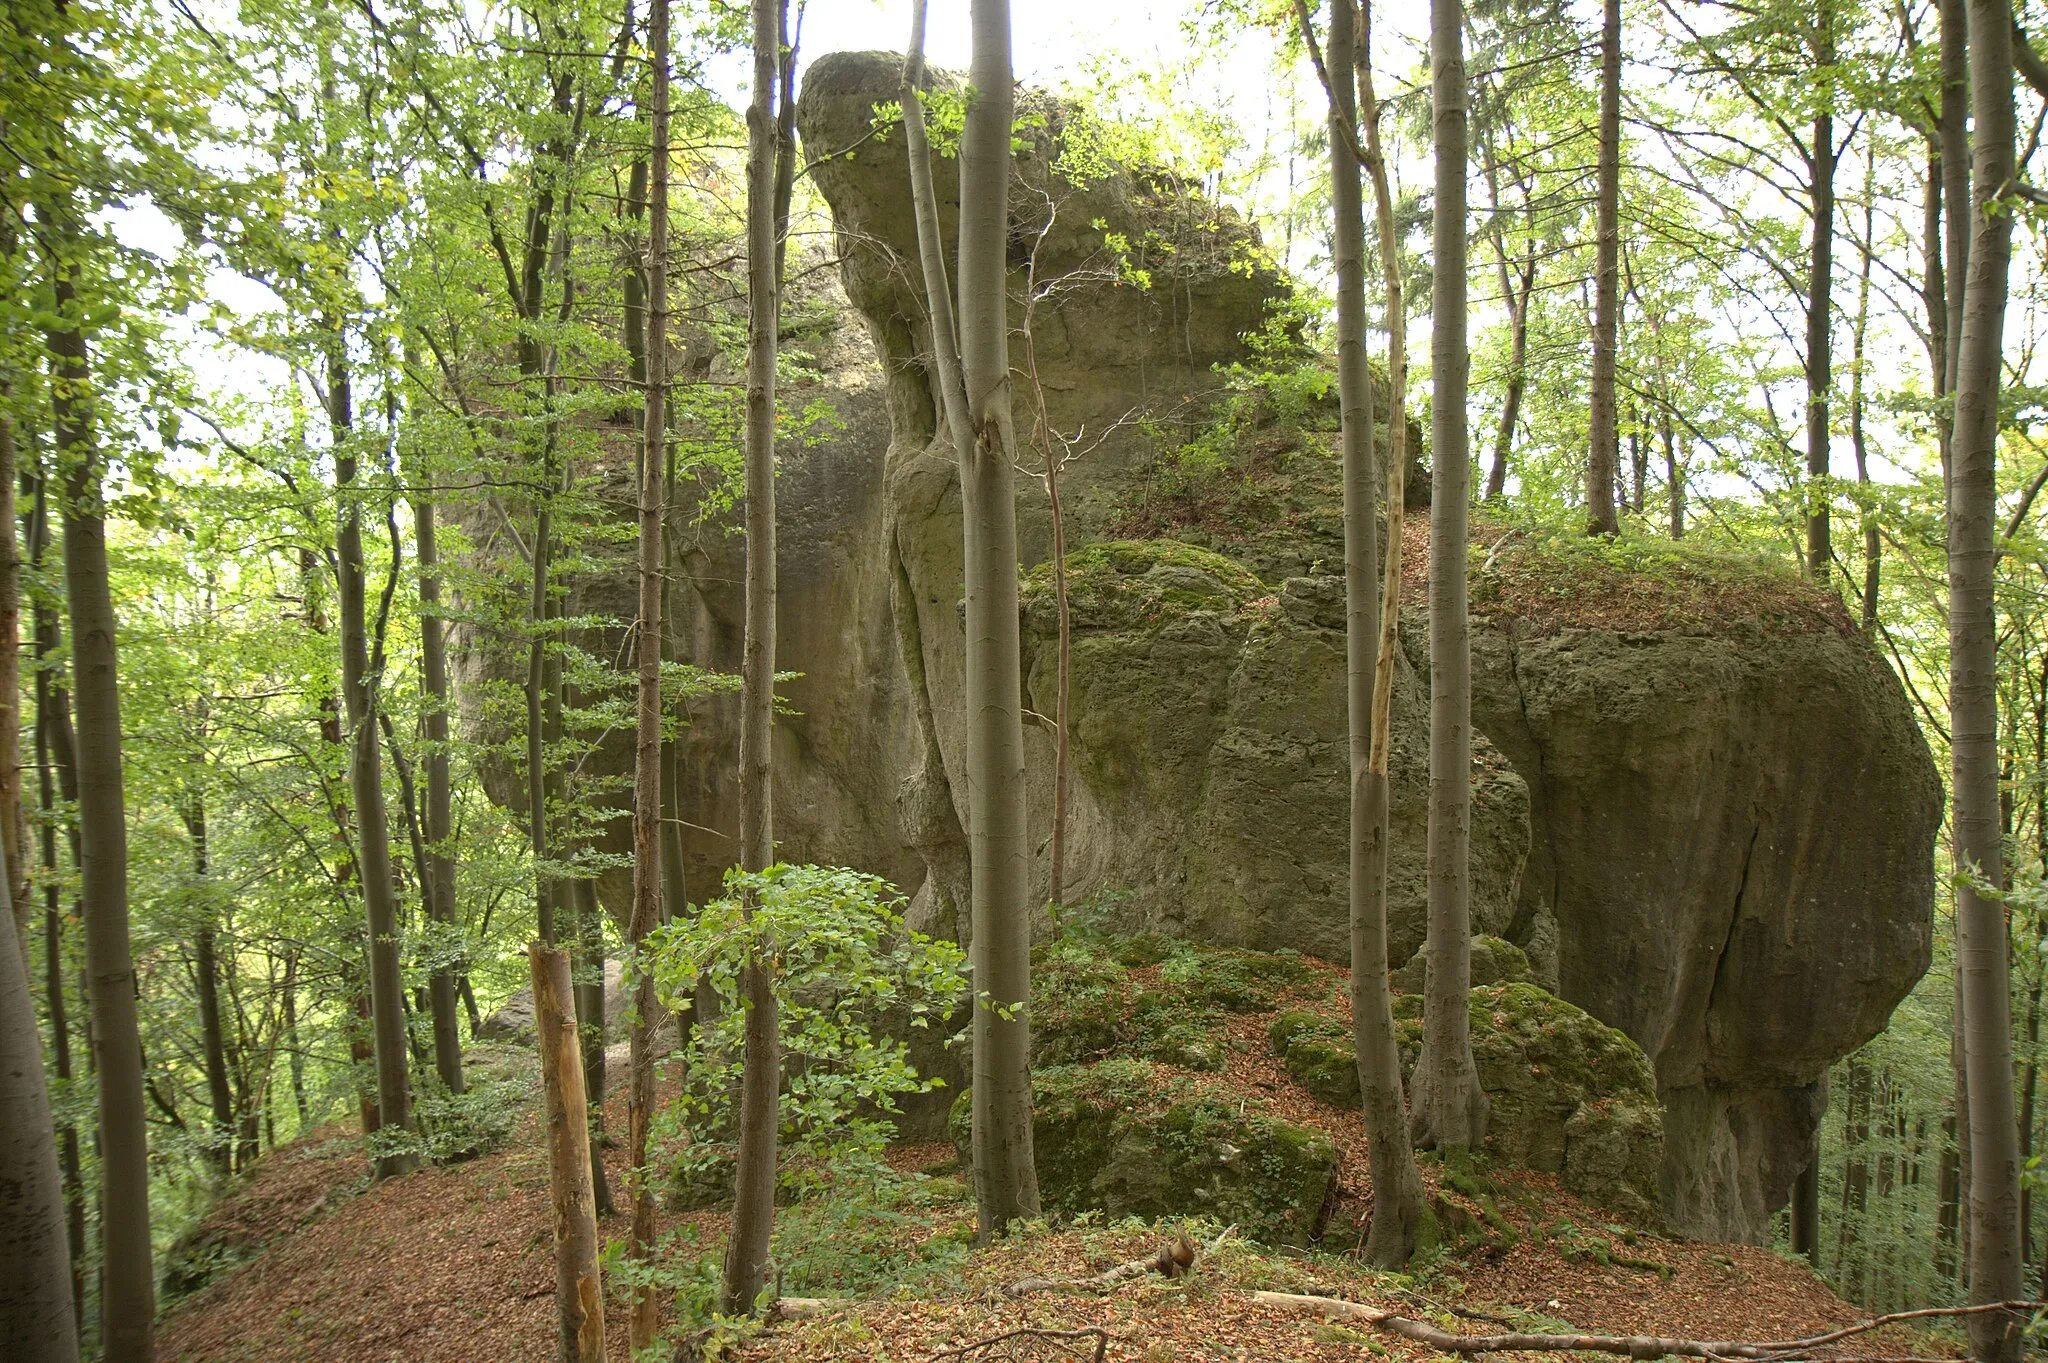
[0,394,23,980]
[46,188,156,1361]
[531,944,604,1363]
[415,497,464,1094]
[189,800,236,1178]
[1850,145,1879,633]
[721,0,789,1317]
[1585,0,1621,536]
[1804,3,1835,579]
[1949,0,2022,1355]
[626,0,671,1346]
[1353,0,1428,1267]
[1411,0,1490,1153]
[331,346,416,1178]
[0,828,78,1363]
[1939,0,1969,402]
[959,0,1041,1235]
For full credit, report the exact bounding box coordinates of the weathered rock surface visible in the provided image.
[1466,615,1939,1240]
[449,49,1942,1248]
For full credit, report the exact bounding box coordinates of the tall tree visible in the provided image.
[0,823,78,1361]
[26,100,158,1343]
[1585,0,1621,536]
[961,0,1041,1235]
[720,0,789,1317]
[1293,0,1430,1266]
[330,343,416,1179]
[626,0,672,1347]
[414,494,464,1094]
[1949,0,2022,1354]
[1410,0,1490,1153]
[1803,0,1836,579]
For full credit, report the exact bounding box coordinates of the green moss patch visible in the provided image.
[953,1058,1339,1247]
[1024,539,1269,634]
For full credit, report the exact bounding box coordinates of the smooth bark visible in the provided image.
[626,0,671,1348]
[1951,0,2022,1354]
[331,345,416,1178]
[1804,3,1836,578]
[414,497,464,1094]
[1355,0,1428,1266]
[1411,0,1489,1152]
[531,945,604,1363]
[47,194,156,1360]
[1586,0,1621,536]
[959,0,1041,1235]
[188,800,236,1178]
[722,0,790,1318]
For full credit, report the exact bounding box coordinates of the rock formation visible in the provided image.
[452,49,1941,1247]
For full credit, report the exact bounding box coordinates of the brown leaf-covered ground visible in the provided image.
[158,972,1923,1363]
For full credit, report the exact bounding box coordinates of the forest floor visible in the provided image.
[155,968,1933,1363]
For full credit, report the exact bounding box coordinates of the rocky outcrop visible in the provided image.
[449,49,1941,1248]
[783,49,1938,1245]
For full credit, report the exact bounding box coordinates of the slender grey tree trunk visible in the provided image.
[1,790,78,1363]
[45,194,155,1360]
[1586,0,1621,536]
[1951,1,2022,1354]
[626,0,670,1350]
[331,347,416,1179]
[1411,0,1489,1153]
[1351,0,1428,1267]
[959,0,1041,1235]
[188,801,235,1177]
[723,0,789,1314]
[1940,0,1969,403]
[0,393,24,980]
[414,497,464,1094]
[1804,4,1835,578]
[1850,143,1879,633]
[530,944,604,1363]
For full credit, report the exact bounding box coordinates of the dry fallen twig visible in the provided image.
[930,1325,1111,1362]
[1253,1291,2047,1362]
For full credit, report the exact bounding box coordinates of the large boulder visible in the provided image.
[950,1058,1340,1248]
[1461,546,1940,1240]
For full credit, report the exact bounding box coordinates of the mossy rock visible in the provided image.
[1031,941,1231,1071]
[1032,951,1134,1065]
[953,1058,1339,1246]
[1276,983,1663,1225]
[1282,1035,1361,1108]
[1022,539,1268,635]
[1401,983,1662,1225]
[1267,1009,1338,1053]
[1158,943,1312,1012]
[1389,935,1536,995]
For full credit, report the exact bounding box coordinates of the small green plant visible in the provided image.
[642,864,968,1197]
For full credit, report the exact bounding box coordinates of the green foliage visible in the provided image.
[644,865,967,1192]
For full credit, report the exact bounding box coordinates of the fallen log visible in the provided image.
[1251,1291,2046,1362]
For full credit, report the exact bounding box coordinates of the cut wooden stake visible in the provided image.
[530,943,605,1363]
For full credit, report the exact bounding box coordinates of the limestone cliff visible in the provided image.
[453,48,1941,1248]
[783,50,1938,1244]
